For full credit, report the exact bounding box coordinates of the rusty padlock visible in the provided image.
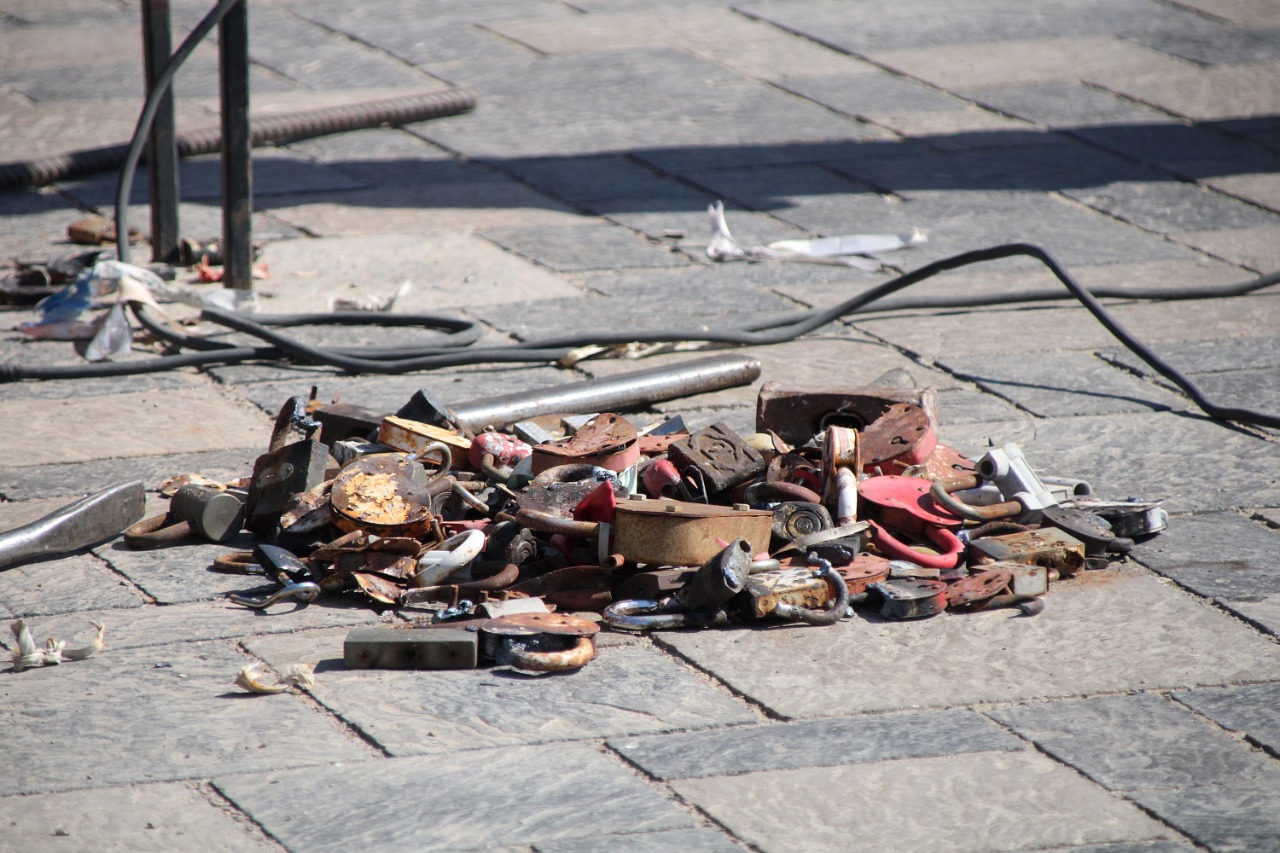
[245,397,330,535]
[330,452,448,538]
[612,497,771,567]
[736,558,849,625]
[771,501,834,544]
[479,612,599,673]
[667,422,766,497]
[125,484,246,548]
[969,528,1086,577]
[530,413,639,475]
[869,578,948,619]
[858,475,965,570]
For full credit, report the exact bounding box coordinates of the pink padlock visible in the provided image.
[468,430,531,470]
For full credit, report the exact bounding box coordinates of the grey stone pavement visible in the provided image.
[2,0,1280,850]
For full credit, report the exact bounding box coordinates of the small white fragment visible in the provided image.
[63,621,106,661]
[10,619,42,672]
[235,661,315,694]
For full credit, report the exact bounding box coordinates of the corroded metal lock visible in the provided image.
[1062,498,1168,539]
[530,413,639,475]
[822,425,860,526]
[1040,506,1133,558]
[479,612,599,673]
[668,422,765,497]
[614,567,696,600]
[468,430,531,482]
[969,528,1086,576]
[836,552,892,595]
[330,453,444,538]
[612,497,771,567]
[246,397,330,535]
[124,484,245,548]
[869,578,948,620]
[771,501,833,544]
[858,475,965,570]
[378,415,472,464]
[755,382,939,452]
[676,538,754,611]
[343,626,478,670]
[944,567,1013,608]
[737,562,849,625]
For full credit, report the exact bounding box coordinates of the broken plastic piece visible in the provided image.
[234,661,315,694]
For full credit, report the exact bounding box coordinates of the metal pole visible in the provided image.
[218,0,252,290]
[449,354,764,431]
[140,0,180,263]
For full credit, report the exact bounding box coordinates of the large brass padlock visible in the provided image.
[245,397,329,535]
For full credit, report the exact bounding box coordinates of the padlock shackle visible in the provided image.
[504,636,596,672]
[602,599,728,631]
[124,512,193,549]
[513,507,600,541]
[770,561,850,626]
[867,519,964,570]
[930,475,1022,522]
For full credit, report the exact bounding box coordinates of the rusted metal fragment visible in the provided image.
[479,612,599,672]
[351,571,404,604]
[279,479,333,533]
[835,552,892,594]
[377,415,471,461]
[945,568,1014,608]
[613,498,771,567]
[756,382,939,453]
[531,413,639,474]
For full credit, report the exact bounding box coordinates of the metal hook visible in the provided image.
[228,581,320,610]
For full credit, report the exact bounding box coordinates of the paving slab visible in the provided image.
[940,411,1280,514]
[610,709,1021,780]
[1202,171,1280,213]
[0,448,259,503]
[657,569,1280,718]
[963,81,1170,129]
[1099,335,1280,378]
[2,599,388,654]
[252,231,584,314]
[670,751,1172,853]
[936,350,1186,418]
[0,781,282,852]
[214,742,696,853]
[480,222,690,273]
[868,35,1194,92]
[1173,682,1280,756]
[1173,224,1280,273]
[533,828,747,853]
[0,639,374,796]
[988,692,1278,792]
[1121,17,1280,66]
[1063,180,1280,234]
[416,48,874,160]
[1130,781,1280,852]
[0,552,146,617]
[1129,512,1280,603]
[0,387,267,470]
[243,629,758,756]
[1096,60,1280,123]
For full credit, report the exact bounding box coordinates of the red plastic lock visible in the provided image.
[468,431,531,469]
[859,475,964,570]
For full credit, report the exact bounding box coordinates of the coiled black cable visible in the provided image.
[3,243,1279,431]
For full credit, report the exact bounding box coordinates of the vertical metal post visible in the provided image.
[218,0,253,290]
[140,0,180,263]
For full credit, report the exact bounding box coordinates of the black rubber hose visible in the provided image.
[4,244,1279,430]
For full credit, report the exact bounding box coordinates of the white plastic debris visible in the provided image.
[329,280,412,312]
[9,619,104,672]
[705,201,925,270]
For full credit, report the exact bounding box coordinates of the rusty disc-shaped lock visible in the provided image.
[836,552,891,594]
[771,501,833,543]
[870,578,948,620]
[330,454,435,537]
[945,568,1014,608]
[479,612,600,673]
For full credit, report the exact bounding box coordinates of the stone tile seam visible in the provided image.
[974,704,1211,849]
[591,737,766,853]
[951,358,1186,420]
[648,632,789,722]
[231,636,392,761]
[191,778,290,852]
[1163,690,1280,766]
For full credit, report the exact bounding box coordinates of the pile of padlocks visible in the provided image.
[122,359,1167,676]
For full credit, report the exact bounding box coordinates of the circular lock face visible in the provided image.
[331,454,433,536]
[859,475,963,529]
[945,569,1013,607]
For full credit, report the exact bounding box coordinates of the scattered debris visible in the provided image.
[234,661,315,694]
[9,619,105,672]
